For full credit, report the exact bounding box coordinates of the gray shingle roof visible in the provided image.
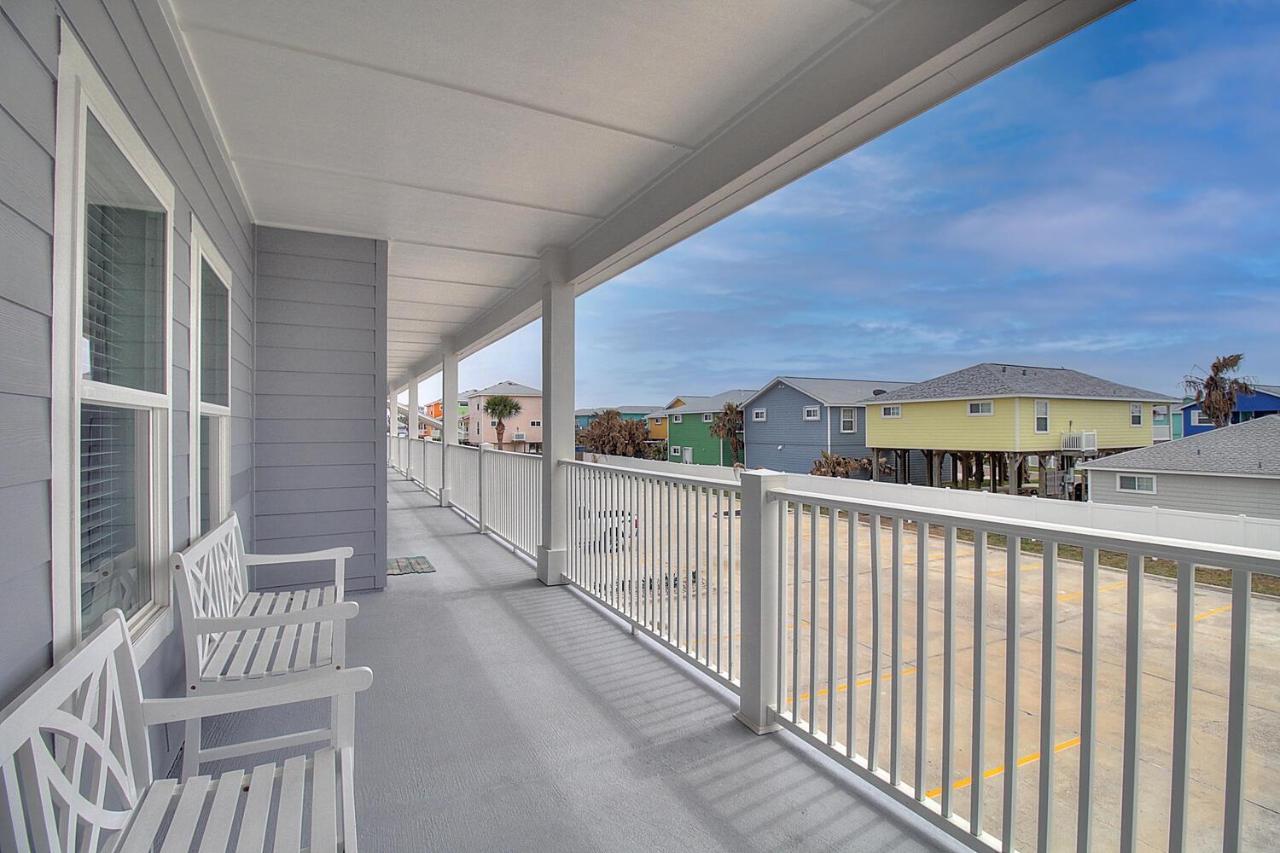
[470,381,541,398]
[743,376,915,408]
[1080,415,1280,476]
[655,389,757,416]
[576,406,661,416]
[859,363,1175,404]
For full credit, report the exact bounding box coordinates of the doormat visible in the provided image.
[388,556,436,575]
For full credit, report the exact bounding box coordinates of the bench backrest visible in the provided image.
[0,612,151,853]
[172,512,250,674]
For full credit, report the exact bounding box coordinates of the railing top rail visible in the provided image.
[563,458,740,490]
[448,443,479,453]
[767,485,1280,575]
[484,446,541,460]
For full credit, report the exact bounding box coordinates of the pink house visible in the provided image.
[468,382,544,452]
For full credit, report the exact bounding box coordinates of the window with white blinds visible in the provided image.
[53,26,175,656]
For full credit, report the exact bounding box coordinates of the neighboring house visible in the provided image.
[741,376,917,477]
[861,363,1177,495]
[662,390,756,466]
[1081,415,1280,519]
[645,397,687,443]
[1181,384,1280,437]
[575,406,661,431]
[467,381,544,452]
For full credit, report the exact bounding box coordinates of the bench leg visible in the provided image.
[182,717,201,782]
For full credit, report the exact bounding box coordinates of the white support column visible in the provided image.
[407,380,420,479]
[387,393,394,460]
[537,246,573,587]
[440,346,459,507]
[737,469,786,734]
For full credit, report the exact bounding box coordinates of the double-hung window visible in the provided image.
[672,413,683,424]
[191,221,232,538]
[52,27,175,657]
[1034,400,1050,433]
[802,406,820,421]
[840,408,856,433]
[1130,402,1144,427]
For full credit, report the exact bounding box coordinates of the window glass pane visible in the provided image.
[82,113,166,393]
[80,403,151,631]
[200,259,229,406]
[199,415,211,535]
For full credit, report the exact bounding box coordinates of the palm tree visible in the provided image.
[1185,354,1254,428]
[483,395,522,449]
[709,402,744,466]
[578,409,657,458]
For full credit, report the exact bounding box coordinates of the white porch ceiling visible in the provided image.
[164,0,1127,387]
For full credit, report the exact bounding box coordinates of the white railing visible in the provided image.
[1152,423,1172,441]
[423,440,443,497]
[445,444,481,521]
[740,472,1278,853]
[480,448,542,559]
[1061,430,1098,452]
[563,460,743,690]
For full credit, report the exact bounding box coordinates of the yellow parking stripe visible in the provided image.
[786,666,918,705]
[925,736,1082,800]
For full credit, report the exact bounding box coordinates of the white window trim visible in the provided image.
[881,405,901,419]
[672,413,683,423]
[752,408,767,422]
[1130,402,1144,427]
[190,216,233,541]
[1191,409,1213,427]
[968,400,995,416]
[52,23,176,662]
[1034,399,1050,434]
[802,405,820,422]
[702,412,713,423]
[1116,473,1157,494]
[670,445,682,455]
[840,407,857,433]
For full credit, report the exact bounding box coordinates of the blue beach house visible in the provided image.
[1181,384,1280,437]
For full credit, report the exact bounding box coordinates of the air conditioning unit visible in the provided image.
[513,432,527,441]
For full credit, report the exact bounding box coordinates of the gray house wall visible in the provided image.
[253,227,388,592]
[744,384,872,474]
[1090,471,1280,520]
[0,0,255,771]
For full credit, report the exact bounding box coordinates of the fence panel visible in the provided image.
[481,449,542,559]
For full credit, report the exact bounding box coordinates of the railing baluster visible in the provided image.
[941,525,956,817]
[809,503,818,735]
[869,513,882,772]
[1002,533,1020,852]
[1120,552,1144,853]
[695,485,702,661]
[827,507,837,746]
[776,498,786,714]
[1077,546,1098,853]
[719,488,725,675]
[971,530,987,834]
[728,488,736,683]
[792,502,801,723]
[685,482,693,654]
[1168,559,1195,853]
[1037,540,1058,852]
[1223,568,1251,851]
[847,511,858,761]
[915,519,929,800]
[891,515,903,786]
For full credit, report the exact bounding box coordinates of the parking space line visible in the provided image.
[925,736,1082,800]
[786,665,918,705]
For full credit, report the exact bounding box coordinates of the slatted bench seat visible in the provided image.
[0,610,372,853]
[174,513,360,779]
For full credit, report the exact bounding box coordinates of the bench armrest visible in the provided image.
[141,667,373,727]
[193,601,359,633]
[242,546,353,596]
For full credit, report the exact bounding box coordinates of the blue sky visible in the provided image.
[422,0,1280,407]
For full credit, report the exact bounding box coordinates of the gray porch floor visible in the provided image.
[219,474,954,851]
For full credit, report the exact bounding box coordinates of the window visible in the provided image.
[1191,409,1213,427]
[191,220,232,539]
[52,27,175,658]
[1035,400,1050,434]
[529,420,541,427]
[1117,473,1156,494]
[802,405,820,421]
[881,405,901,419]
[672,413,683,423]
[840,408,856,433]
[968,400,994,416]
[490,420,497,427]
[702,412,713,423]
[1130,402,1144,427]
[670,445,681,456]
[752,408,767,422]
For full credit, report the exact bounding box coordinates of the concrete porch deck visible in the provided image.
[329,475,953,850]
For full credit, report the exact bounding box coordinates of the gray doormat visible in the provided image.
[388,556,436,575]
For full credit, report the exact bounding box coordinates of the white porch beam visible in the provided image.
[440,345,459,507]
[537,247,573,587]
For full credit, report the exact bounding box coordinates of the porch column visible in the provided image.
[538,246,573,587]
[869,449,879,482]
[736,469,786,734]
[406,380,419,478]
[440,345,459,507]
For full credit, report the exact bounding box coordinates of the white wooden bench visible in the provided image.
[173,512,359,779]
[0,610,372,853]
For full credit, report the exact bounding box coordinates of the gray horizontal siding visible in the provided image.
[253,226,388,592]
[1091,471,1280,520]
[0,0,254,778]
[743,383,875,475]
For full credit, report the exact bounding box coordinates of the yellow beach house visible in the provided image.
[644,396,686,443]
[860,363,1177,496]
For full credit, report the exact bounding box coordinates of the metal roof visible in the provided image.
[859,363,1176,404]
[576,406,662,417]
[656,389,757,416]
[743,376,915,408]
[469,381,541,398]
[1080,415,1280,477]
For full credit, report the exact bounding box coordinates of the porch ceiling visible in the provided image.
[162,0,1127,387]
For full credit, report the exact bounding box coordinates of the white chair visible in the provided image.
[173,512,359,779]
[0,610,371,852]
